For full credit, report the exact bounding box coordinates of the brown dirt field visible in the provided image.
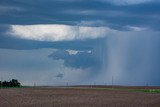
[0,87,160,107]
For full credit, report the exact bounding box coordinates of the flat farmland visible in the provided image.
[0,86,160,107]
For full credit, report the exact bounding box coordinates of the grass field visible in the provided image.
[0,86,160,107]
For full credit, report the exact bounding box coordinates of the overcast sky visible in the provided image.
[0,0,160,86]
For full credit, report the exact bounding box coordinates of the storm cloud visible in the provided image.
[48,49,101,69]
[0,0,160,86]
[0,0,160,30]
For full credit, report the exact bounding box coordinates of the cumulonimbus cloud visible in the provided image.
[48,49,101,69]
[8,24,113,41]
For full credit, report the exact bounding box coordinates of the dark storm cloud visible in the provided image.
[0,36,96,50]
[47,38,106,71]
[0,0,159,52]
[0,0,160,30]
[48,49,102,69]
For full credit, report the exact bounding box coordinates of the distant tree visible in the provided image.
[2,81,8,87]
[10,79,21,87]
[1,79,21,87]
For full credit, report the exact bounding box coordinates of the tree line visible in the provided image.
[0,79,21,87]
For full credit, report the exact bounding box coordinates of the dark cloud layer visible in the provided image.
[48,50,101,69]
[0,33,103,50]
[0,0,160,30]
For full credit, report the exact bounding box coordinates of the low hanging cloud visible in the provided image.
[48,49,101,69]
[9,24,112,41]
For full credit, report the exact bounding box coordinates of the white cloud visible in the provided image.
[67,50,79,55]
[66,49,92,55]
[125,26,148,31]
[9,24,112,41]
